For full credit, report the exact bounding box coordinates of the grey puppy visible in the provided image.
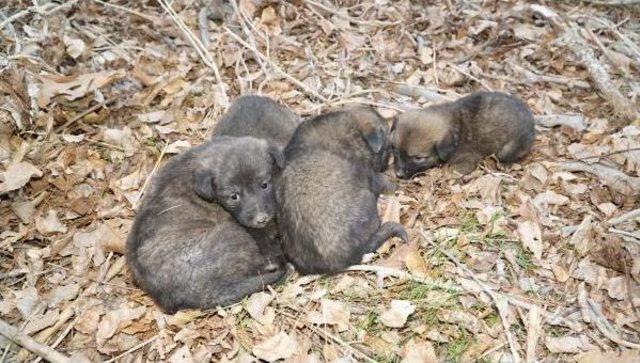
[276,107,408,275]
[126,137,286,312]
[390,91,535,178]
[212,94,300,149]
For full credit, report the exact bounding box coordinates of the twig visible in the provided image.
[609,228,640,244]
[224,27,328,102]
[157,0,228,106]
[346,264,462,292]
[580,0,640,5]
[560,161,640,195]
[92,0,158,23]
[608,208,640,225]
[134,143,170,210]
[534,114,586,131]
[392,85,454,103]
[229,0,269,75]
[449,64,494,91]
[420,231,520,362]
[54,95,119,133]
[198,5,211,48]
[276,309,376,363]
[32,319,75,363]
[103,336,158,363]
[0,319,71,363]
[0,269,28,279]
[587,299,640,349]
[577,147,640,160]
[304,0,400,26]
[562,27,639,121]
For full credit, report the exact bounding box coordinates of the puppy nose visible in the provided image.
[253,213,271,226]
[395,168,406,178]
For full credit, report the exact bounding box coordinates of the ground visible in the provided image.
[1,0,640,362]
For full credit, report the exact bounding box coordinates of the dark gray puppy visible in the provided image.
[390,91,535,178]
[276,107,408,275]
[212,94,300,149]
[126,137,286,312]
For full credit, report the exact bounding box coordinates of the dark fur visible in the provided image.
[212,94,300,149]
[126,137,286,312]
[390,92,535,178]
[276,107,407,275]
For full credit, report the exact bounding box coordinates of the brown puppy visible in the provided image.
[126,137,286,312]
[276,107,407,275]
[212,94,300,149]
[390,92,535,177]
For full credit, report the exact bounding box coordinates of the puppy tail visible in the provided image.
[365,222,408,252]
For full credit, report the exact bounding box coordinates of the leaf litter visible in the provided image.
[1,0,640,362]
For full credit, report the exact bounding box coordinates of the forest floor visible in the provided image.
[1,0,640,362]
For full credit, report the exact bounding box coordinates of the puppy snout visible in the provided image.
[252,212,271,227]
[394,167,406,178]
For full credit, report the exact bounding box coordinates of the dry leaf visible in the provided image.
[166,140,191,154]
[96,306,146,345]
[569,216,593,257]
[405,250,429,278]
[48,283,80,307]
[307,299,350,332]
[380,300,415,328]
[35,210,67,235]
[517,220,543,259]
[0,161,42,193]
[246,292,275,326]
[62,35,86,59]
[400,339,437,363]
[252,332,298,362]
[38,70,125,107]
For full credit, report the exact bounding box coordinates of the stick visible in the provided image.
[587,299,640,349]
[392,85,453,103]
[103,336,158,363]
[224,27,328,102]
[608,208,640,225]
[0,319,71,363]
[346,264,462,292]
[92,0,158,23]
[157,0,228,106]
[563,27,639,121]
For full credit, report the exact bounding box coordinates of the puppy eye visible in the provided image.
[411,155,429,163]
[230,193,240,201]
[260,181,270,190]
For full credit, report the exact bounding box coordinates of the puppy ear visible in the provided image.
[268,145,285,169]
[435,130,458,162]
[194,169,216,201]
[363,127,385,154]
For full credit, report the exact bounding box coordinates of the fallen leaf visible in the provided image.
[35,210,67,235]
[380,300,415,328]
[400,339,437,363]
[405,250,429,278]
[96,305,146,345]
[166,140,191,154]
[246,292,275,326]
[517,220,543,259]
[48,283,80,307]
[569,216,593,257]
[62,35,86,59]
[38,70,125,107]
[168,345,195,363]
[23,309,60,335]
[0,161,42,193]
[252,332,298,362]
[14,287,39,318]
[307,299,350,332]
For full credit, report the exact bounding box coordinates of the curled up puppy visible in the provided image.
[390,91,535,178]
[212,94,300,149]
[276,106,408,275]
[126,137,286,313]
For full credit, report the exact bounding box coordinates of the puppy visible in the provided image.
[276,107,407,275]
[390,91,535,177]
[212,94,300,149]
[126,137,286,312]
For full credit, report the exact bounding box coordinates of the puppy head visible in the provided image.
[390,110,457,179]
[344,106,391,171]
[194,137,284,229]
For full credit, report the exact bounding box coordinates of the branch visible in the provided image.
[0,318,71,363]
